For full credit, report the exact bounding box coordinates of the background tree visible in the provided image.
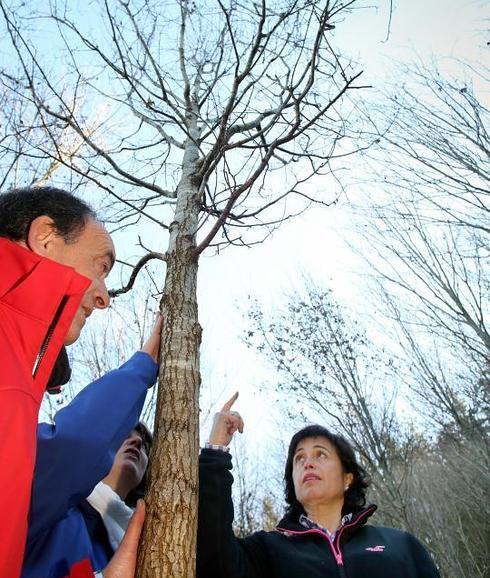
[356,60,489,441]
[247,279,489,577]
[246,61,489,577]
[0,1,370,574]
[355,61,489,577]
[230,439,282,538]
[247,282,422,529]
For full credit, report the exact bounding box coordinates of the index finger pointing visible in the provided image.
[221,391,239,412]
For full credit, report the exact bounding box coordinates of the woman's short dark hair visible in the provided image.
[284,425,369,519]
[125,422,153,508]
[0,186,96,243]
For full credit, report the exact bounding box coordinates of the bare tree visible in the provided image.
[0,73,95,189]
[356,61,489,430]
[0,1,371,574]
[365,61,489,234]
[246,282,423,530]
[403,424,490,578]
[230,439,282,538]
[346,60,490,576]
[247,281,489,577]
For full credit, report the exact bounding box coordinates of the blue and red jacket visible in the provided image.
[22,351,158,578]
[0,238,90,578]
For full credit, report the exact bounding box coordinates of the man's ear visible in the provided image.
[26,215,59,256]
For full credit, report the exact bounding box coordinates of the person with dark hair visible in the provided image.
[0,186,150,578]
[23,416,154,578]
[113,423,153,509]
[197,393,441,578]
[0,186,97,244]
[88,423,153,545]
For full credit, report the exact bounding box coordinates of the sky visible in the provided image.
[33,0,489,448]
[191,0,489,443]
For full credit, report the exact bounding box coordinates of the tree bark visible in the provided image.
[0,2,370,574]
[137,134,202,577]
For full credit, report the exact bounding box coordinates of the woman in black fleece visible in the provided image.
[197,393,440,578]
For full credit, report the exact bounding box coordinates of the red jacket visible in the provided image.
[0,238,92,578]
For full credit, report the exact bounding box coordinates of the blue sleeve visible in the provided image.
[27,351,158,544]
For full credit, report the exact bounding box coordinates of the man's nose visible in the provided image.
[93,278,110,309]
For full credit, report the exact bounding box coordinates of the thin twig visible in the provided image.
[109,252,167,297]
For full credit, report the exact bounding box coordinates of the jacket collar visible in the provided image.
[277,504,377,536]
[0,237,91,399]
[0,238,41,297]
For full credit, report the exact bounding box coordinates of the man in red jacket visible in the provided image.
[0,187,145,578]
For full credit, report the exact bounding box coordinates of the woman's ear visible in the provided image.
[344,472,354,490]
[26,216,58,255]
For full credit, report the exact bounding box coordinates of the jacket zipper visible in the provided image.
[276,527,346,576]
[277,505,377,578]
[32,295,69,378]
[330,506,377,577]
[325,533,345,576]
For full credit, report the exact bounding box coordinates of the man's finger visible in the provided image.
[142,314,164,361]
[119,499,145,555]
[154,312,163,330]
[104,500,145,577]
[125,500,145,551]
[221,391,239,412]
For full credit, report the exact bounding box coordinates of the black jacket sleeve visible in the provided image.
[405,532,441,578]
[197,449,270,578]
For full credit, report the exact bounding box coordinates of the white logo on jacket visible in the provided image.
[365,545,385,552]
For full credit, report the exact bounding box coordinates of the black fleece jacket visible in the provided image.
[197,449,440,578]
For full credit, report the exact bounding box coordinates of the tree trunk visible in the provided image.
[137,137,202,577]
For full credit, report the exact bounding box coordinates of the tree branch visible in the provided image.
[109,252,167,298]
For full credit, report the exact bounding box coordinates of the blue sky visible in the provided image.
[193,0,488,443]
[30,0,488,443]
